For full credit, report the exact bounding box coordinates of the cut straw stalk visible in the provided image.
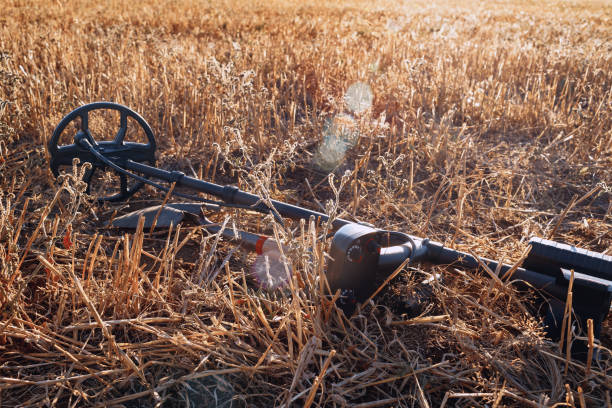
[358,257,410,313]
[343,361,449,394]
[559,269,575,349]
[559,269,575,375]
[548,185,602,240]
[11,185,63,285]
[288,336,319,398]
[149,181,176,233]
[67,261,147,384]
[303,349,336,408]
[61,316,183,331]
[352,398,402,408]
[97,366,270,407]
[539,350,607,378]
[585,319,594,376]
[441,390,541,408]
[0,369,128,390]
[388,315,449,326]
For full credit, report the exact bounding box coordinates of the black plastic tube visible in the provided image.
[378,238,566,300]
[125,160,352,229]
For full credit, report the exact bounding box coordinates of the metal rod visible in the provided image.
[378,237,563,298]
[125,160,352,228]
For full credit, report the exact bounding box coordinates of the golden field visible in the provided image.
[0,0,611,406]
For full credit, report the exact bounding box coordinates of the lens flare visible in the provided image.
[251,250,291,290]
[386,19,402,33]
[313,114,358,171]
[312,83,373,171]
[344,82,373,114]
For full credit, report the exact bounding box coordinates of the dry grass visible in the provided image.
[1,0,611,406]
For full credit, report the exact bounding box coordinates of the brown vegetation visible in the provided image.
[0,0,611,406]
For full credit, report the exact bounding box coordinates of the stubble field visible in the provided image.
[0,0,611,406]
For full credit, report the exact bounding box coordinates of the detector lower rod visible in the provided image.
[124,160,352,229]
